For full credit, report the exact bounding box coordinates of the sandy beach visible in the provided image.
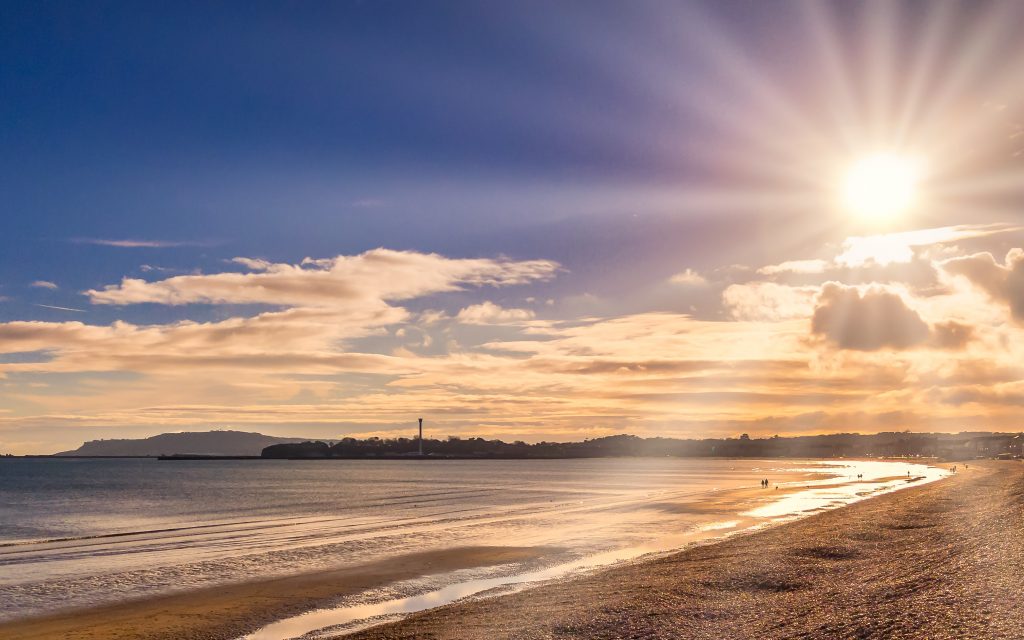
[4,460,1019,640]
[0,546,547,640]
[348,461,1024,640]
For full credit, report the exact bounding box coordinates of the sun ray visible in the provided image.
[862,0,900,142]
[912,3,1016,148]
[796,1,863,149]
[893,0,958,147]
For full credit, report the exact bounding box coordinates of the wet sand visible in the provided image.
[0,546,548,640]
[0,460,959,640]
[0,458,853,624]
[347,461,1024,640]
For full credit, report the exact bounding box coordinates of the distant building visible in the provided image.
[966,435,1016,457]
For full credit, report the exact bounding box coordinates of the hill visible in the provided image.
[263,431,1024,460]
[56,430,308,457]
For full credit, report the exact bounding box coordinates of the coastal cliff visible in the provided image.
[57,430,308,457]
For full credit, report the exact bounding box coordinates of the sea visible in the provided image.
[0,457,945,637]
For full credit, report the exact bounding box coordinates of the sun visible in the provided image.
[841,153,924,221]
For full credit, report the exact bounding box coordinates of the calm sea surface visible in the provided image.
[0,457,944,627]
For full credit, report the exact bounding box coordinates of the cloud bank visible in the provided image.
[87,249,559,307]
[3,233,1024,454]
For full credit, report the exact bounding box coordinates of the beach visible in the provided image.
[0,458,998,639]
[0,546,547,640]
[348,461,1024,640]
[3,458,918,627]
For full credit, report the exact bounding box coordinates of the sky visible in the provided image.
[3,1,1024,453]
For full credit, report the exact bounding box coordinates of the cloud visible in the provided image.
[930,321,975,350]
[139,265,180,274]
[7,238,1024,453]
[1,249,562,404]
[941,248,1024,321]
[0,296,1014,453]
[722,282,817,321]
[71,238,211,248]
[86,249,560,307]
[757,259,828,276]
[30,281,58,290]
[668,268,707,286]
[0,306,408,374]
[417,310,450,325]
[745,225,1020,297]
[811,283,932,350]
[456,302,535,324]
[229,257,274,271]
[835,224,1019,268]
[0,249,564,411]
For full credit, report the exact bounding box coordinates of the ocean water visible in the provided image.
[0,457,944,629]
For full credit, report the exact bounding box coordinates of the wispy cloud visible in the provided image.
[836,224,1021,267]
[33,303,86,313]
[456,301,536,324]
[668,268,708,286]
[71,238,214,249]
[30,280,58,290]
[757,259,828,276]
[722,282,817,321]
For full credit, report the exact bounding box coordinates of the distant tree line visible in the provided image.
[262,431,1024,460]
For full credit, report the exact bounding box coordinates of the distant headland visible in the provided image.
[52,430,308,457]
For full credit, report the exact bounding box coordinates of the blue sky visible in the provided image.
[0,0,861,315]
[3,1,1024,452]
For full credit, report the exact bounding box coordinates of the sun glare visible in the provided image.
[841,153,924,221]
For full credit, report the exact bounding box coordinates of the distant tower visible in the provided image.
[418,418,423,456]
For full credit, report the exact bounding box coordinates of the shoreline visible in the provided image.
[15,454,956,460]
[346,461,1023,640]
[240,465,944,639]
[0,546,550,640]
[0,459,947,640]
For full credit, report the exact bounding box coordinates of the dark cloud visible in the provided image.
[941,249,1024,321]
[811,284,975,351]
[811,283,931,351]
[930,321,975,350]
[936,387,1024,407]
